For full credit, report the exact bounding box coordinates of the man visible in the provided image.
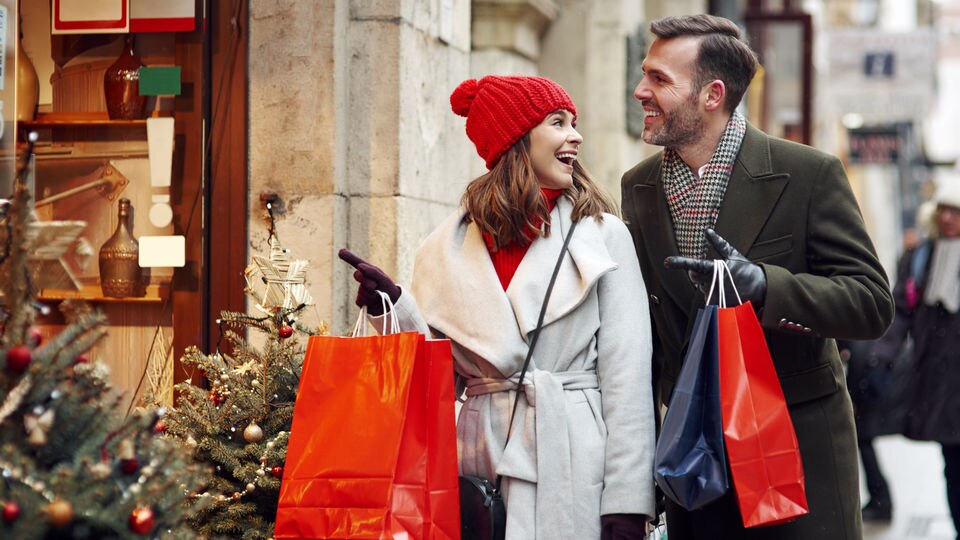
[620,14,893,539]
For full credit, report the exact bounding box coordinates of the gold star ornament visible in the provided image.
[243,235,313,315]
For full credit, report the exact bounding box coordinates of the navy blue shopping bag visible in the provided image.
[653,304,729,510]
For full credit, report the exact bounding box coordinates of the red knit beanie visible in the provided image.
[450,75,577,170]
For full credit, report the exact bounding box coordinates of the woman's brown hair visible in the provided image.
[461,135,617,251]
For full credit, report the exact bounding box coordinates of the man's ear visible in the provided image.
[702,80,726,111]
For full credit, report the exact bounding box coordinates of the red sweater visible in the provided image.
[483,189,565,290]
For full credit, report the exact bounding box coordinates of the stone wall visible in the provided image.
[248,0,707,334]
[249,0,474,334]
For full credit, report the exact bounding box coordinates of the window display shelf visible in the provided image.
[38,281,170,303]
[20,112,171,128]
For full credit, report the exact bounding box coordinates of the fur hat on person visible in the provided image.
[934,180,960,210]
[450,75,577,169]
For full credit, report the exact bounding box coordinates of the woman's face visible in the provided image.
[937,204,960,239]
[528,109,582,189]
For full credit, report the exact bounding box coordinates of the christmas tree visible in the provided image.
[0,140,209,539]
[163,207,323,539]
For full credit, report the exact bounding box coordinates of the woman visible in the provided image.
[340,75,656,539]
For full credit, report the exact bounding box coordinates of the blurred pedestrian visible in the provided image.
[873,182,960,536]
[841,338,902,522]
[844,222,928,523]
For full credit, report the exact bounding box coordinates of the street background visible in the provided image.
[864,436,951,540]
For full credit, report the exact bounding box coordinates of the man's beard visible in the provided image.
[643,93,703,148]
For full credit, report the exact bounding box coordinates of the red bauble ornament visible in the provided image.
[74,353,90,365]
[270,466,284,478]
[208,390,225,405]
[278,324,293,339]
[28,327,43,346]
[6,346,31,374]
[152,420,167,434]
[128,506,155,534]
[2,501,20,523]
[120,457,140,475]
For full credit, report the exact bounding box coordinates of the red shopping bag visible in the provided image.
[718,301,809,527]
[274,330,460,539]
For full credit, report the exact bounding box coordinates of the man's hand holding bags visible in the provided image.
[664,229,767,309]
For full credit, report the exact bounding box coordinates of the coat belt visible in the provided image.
[464,369,599,540]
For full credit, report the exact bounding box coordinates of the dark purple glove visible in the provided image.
[664,228,767,309]
[601,513,648,540]
[338,248,401,316]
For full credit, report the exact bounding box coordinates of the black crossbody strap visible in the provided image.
[495,218,578,491]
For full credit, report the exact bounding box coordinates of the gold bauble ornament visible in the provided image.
[46,498,73,527]
[243,422,264,443]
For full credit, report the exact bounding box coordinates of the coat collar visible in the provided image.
[508,196,618,336]
[412,197,617,373]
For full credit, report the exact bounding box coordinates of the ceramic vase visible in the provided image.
[16,30,38,122]
[99,198,142,297]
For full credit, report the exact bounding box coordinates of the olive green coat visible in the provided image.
[621,124,894,539]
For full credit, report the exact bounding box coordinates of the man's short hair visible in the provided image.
[650,14,759,113]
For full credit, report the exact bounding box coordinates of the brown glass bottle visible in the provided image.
[16,24,39,122]
[99,198,142,297]
[103,34,147,120]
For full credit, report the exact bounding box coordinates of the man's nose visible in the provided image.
[633,80,650,101]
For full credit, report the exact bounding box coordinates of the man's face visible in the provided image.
[634,36,707,148]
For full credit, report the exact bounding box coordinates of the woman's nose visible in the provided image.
[569,128,583,145]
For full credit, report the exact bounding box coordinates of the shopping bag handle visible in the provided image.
[352,291,401,336]
[705,259,743,308]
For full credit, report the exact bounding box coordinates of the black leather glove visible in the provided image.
[600,513,648,540]
[664,228,767,309]
[338,248,401,316]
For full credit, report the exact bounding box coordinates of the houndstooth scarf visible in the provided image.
[662,111,746,258]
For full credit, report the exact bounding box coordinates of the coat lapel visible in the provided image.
[631,153,697,310]
[508,197,617,337]
[712,124,789,256]
[412,199,618,376]
[411,210,529,375]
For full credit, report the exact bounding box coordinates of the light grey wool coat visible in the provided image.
[385,196,656,540]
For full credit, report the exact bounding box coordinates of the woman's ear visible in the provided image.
[703,80,726,112]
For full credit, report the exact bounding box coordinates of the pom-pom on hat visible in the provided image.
[450,75,577,170]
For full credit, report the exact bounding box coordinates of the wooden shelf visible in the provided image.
[19,112,172,128]
[38,282,170,303]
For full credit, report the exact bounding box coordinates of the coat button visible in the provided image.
[649,294,660,305]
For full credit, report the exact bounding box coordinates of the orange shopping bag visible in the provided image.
[712,260,808,528]
[274,311,460,539]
